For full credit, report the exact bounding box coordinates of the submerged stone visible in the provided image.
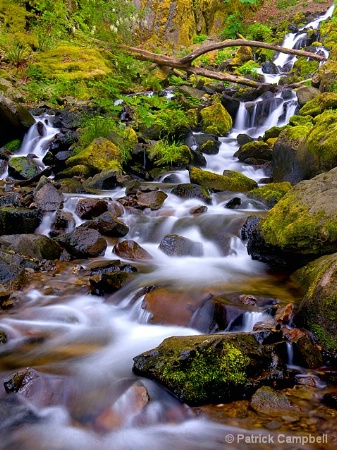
[159,234,203,257]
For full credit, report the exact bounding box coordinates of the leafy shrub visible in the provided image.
[220,12,244,40]
[148,140,192,167]
[193,34,208,44]
[237,60,260,76]
[245,22,273,42]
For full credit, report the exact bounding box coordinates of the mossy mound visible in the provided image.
[305,110,337,172]
[133,332,286,406]
[200,102,232,136]
[66,137,123,176]
[261,167,337,255]
[299,92,337,117]
[234,140,272,163]
[189,167,257,192]
[247,182,292,208]
[293,252,337,359]
[34,45,112,81]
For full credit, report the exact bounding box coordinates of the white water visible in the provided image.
[0,7,334,450]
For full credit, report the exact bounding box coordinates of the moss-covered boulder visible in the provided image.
[313,60,337,92]
[293,252,337,360]
[247,182,292,208]
[296,86,320,107]
[200,102,232,136]
[261,167,337,255]
[299,92,337,117]
[0,235,62,261]
[234,140,272,164]
[34,45,112,81]
[272,124,315,184]
[8,156,41,180]
[66,137,123,176]
[133,332,287,406]
[189,167,257,192]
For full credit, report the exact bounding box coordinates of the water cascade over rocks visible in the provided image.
[0,8,336,450]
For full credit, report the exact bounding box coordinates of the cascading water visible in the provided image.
[0,7,335,450]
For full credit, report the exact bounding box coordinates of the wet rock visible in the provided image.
[75,198,109,219]
[0,207,42,234]
[8,156,41,180]
[282,327,323,369]
[159,234,203,257]
[197,139,221,155]
[250,386,299,417]
[136,190,168,210]
[171,183,211,203]
[89,259,137,295]
[261,61,279,74]
[82,169,121,191]
[296,86,320,107]
[49,209,76,237]
[190,167,258,192]
[108,200,124,217]
[0,234,63,260]
[113,240,152,261]
[4,368,38,393]
[133,332,288,406]
[142,288,199,326]
[95,212,129,237]
[57,225,107,258]
[0,95,35,147]
[34,182,64,212]
[322,392,337,410]
[237,133,253,146]
[293,252,337,361]
[190,205,208,215]
[225,197,241,209]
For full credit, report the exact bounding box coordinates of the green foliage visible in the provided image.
[237,60,260,76]
[77,115,120,150]
[277,0,297,8]
[192,34,207,44]
[215,49,234,64]
[245,22,273,42]
[148,140,192,167]
[220,12,244,40]
[5,42,29,66]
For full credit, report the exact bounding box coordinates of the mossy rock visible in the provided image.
[299,92,337,117]
[263,125,286,141]
[133,331,286,406]
[34,45,112,81]
[261,167,337,255]
[314,60,337,92]
[247,182,292,208]
[234,140,272,163]
[272,125,316,184]
[305,110,337,172]
[66,137,123,176]
[293,252,337,359]
[288,115,314,127]
[200,102,232,136]
[189,167,257,192]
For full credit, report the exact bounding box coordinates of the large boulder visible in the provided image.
[247,182,292,208]
[57,225,107,258]
[190,167,257,192]
[133,332,288,406]
[299,92,337,117]
[234,140,272,164]
[257,168,337,256]
[158,234,203,257]
[0,95,34,147]
[296,86,320,107]
[272,124,315,184]
[293,252,337,361]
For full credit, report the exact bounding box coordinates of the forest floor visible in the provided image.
[246,0,333,27]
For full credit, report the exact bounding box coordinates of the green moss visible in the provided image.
[248,182,292,208]
[190,167,257,192]
[288,115,314,127]
[286,124,313,139]
[299,92,337,116]
[261,190,337,254]
[305,110,337,171]
[200,101,232,136]
[66,137,123,175]
[34,45,112,81]
[148,140,192,167]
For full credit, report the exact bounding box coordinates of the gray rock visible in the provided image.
[159,234,203,257]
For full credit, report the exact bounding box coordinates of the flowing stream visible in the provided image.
[0,8,335,450]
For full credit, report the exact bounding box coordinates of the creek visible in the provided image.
[0,7,336,450]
